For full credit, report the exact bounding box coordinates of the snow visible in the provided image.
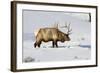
[23,40,91,62]
[22,10,91,63]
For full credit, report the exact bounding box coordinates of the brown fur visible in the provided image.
[34,28,70,48]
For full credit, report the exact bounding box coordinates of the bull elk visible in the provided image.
[34,23,72,48]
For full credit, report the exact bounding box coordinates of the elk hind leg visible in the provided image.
[37,41,41,48]
[34,42,37,48]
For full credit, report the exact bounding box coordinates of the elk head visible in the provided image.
[60,22,72,41]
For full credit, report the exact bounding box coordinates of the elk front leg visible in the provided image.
[54,41,58,48]
[55,41,58,48]
[52,41,55,48]
[52,41,58,48]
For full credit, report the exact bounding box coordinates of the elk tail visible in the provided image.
[34,29,40,37]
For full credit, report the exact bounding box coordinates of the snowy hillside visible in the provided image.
[22,10,91,63]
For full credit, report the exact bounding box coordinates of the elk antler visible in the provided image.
[65,22,72,35]
[54,22,59,29]
[60,22,72,35]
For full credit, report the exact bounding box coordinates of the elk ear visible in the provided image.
[67,32,72,36]
[66,34,69,36]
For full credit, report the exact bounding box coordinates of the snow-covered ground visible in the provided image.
[23,40,91,63]
[22,10,91,63]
